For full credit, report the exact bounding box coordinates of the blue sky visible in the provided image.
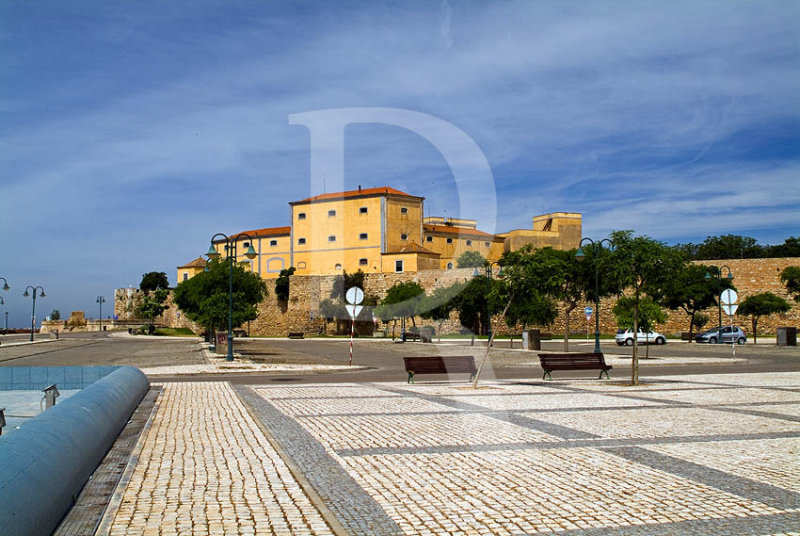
[1,1,798,327]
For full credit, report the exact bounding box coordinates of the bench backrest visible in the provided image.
[539,353,607,366]
[403,356,476,374]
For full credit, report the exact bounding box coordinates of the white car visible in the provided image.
[615,329,667,346]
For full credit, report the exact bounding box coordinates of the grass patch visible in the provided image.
[154,327,197,337]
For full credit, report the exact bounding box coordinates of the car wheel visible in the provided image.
[625,338,633,346]
[737,338,745,345]
[656,337,665,345]
[709,337,717,344]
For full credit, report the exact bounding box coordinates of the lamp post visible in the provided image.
[1,277,8,334]
[0,277,9,292]
[23,286,46,342]
[704,265,733,344]
[97,296,106,333]
[575,237,613,354]
[205,233,257,361]
[473,262,503,345]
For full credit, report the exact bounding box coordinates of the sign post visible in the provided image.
[584,306,593,340]
[721,290,739,357]
[345,287,364,366]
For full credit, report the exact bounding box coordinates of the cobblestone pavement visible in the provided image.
[236,372,800,535]
[106,382,336,536]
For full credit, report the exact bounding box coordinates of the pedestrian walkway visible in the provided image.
[102,372,800,535]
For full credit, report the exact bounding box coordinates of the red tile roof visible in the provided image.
[384,242,440,256]
[177,257,207,269]
[423,224,502,240]
[291,186,421,204]
[214,227,291,242]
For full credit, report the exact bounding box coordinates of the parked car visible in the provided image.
[695,326,747,344]
[615,329,667,346]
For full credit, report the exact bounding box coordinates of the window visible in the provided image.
[335,263,342,270]
[401,233,408,240]
[359,207,368,214]
[426,235,433,242]
[359,233,368,240]
[484,242,490,248]
[182,272,188,281]
[270,240,278,247]
[446,237,453,244]
[298,237,306,245]
[395,260,403,273]
[446,262,453,270]
[400,207,408,214]
[298,212,306,220]
[328,235,336,242]
[243,242,250,248]
[359,258,368,266]
[466,240,472,246]
[328,209,336,217]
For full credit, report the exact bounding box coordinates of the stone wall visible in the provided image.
[151,257,800,337]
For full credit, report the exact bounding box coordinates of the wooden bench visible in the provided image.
[287,332,305,339]
[402,330,419,342]
[403,356,477,384]
[538,353,612,380]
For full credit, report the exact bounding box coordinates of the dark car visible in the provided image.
[695,326,747,344]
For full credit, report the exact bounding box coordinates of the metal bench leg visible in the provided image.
[469,372,476,382]
[543,370,552,381]
[599,369,610,380]
[407,372,414,384]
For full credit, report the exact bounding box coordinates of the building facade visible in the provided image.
[178,186,581,281]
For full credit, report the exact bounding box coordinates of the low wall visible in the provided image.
[0,366,149,536]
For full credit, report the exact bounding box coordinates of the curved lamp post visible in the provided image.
[97,296,106,333]
[0,277,7,334]
[575,237,614,354]
[704,265,733,344]
[0,277,9,292]
[205,233,257,361]
[23,286,46,342]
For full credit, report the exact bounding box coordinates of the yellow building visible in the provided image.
[177,257,207,283]
[178,186,582,280]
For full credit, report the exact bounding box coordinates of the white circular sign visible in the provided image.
[720,289,738,305]
[584,306,593,316]
[345,287,364,305]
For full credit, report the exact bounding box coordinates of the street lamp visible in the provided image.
[23,286,46,342]
[97,296,106,333]
[1,277,8,334]
[704,265,734,344]
[205,233,257,361]
[576,237,614,354]
[0,277,9,292]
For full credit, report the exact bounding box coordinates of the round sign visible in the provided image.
[720,289,738,305]
[345,287,364,305]
[584,306,593,316]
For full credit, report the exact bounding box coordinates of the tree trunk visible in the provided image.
[632,297,640,385]
[688,310,695,343]
[473,294,514,389]
[563,311,571,352]
[752,316,758,344]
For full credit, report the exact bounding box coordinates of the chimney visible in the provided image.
[358,185,362,193]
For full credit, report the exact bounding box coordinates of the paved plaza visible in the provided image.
[99,371,800,535]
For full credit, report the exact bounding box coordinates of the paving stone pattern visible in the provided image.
[107,382,335,536]
[248,373,800,535]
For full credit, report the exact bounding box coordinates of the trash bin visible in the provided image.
[523,329,541,350]
[216,331,229,355]
[776,327,797,346]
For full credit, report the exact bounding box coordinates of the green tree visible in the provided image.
[606,230,687,384]
[172,259,267,336]
[613,296,667,358]
[766,237,800,258]
[275,267,296,302]
[419,282,466,340]
[780,266,800,302]
[692,312,710,331]
[140,272,170,292]
[135,289,169,333]
[50,309,61,321]
[661,264,736,342]
[456,251,486,268]
[737,292,791,343]
[375,281,425,338]
[694,235,763,260]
